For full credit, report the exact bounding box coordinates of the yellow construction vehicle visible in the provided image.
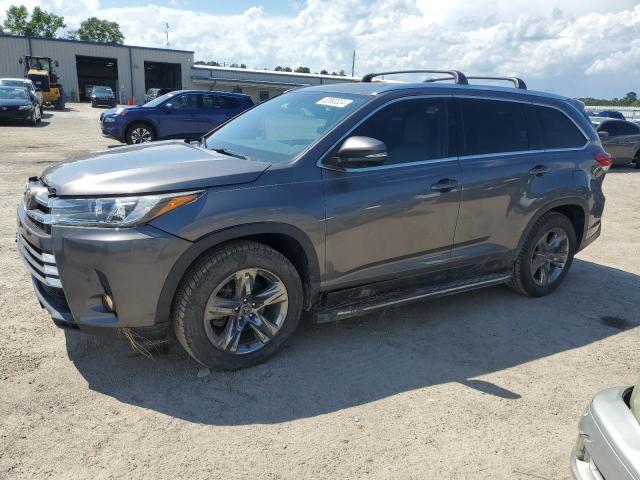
[22,56,65,110]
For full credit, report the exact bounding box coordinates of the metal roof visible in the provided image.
[0,33,194,54]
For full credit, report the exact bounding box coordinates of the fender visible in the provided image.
[154,222,322,326]
[515,196,590,254]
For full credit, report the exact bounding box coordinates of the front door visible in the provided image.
[158,93,201,138]
[321,96,462,290]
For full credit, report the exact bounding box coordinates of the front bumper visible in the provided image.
[571,386,640,480]
[100,119,125,141]
[92,98,116,107]
[0,110,32,122]
[17,202,191,334]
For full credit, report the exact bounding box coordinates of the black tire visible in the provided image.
[508,212,577,297]
[54,96,65,111]
[173,241,304,370]
[125,122,156,144]
[28,109,37,126]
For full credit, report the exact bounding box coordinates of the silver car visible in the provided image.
[571,379,640,479]
[591,117,640,167]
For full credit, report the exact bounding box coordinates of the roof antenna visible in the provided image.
[165,23,170,48]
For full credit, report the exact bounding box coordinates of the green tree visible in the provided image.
[294,66,310,73]
[320,69,328,74]
[74,17,124,44]
[2,5,65,37]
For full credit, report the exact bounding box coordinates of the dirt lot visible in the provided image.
[0,103,639,479]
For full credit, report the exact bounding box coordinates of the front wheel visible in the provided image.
[509,212,576,297]
[126,122,156,144]
[173,241,303,370]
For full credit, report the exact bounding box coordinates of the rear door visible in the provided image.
[322,96,462,290]
[602,121,640,162]
[157,93,201,138]
[452,96,588,275]
[199,94,238,134]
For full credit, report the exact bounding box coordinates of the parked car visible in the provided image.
[18,70,609,370]
[0,77,43,114]
[0,85,41,125]
[589,109,626,120]
[145,87,175,103]
[591,118,640,166]
[100,90,254,144]
[571,379,640,479]
[90,85,116,108]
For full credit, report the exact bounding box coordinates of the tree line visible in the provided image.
[0,4,124,44]
[580,92,640,107]
[195,62,347,76]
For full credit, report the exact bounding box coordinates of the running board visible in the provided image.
[314,273,511,324]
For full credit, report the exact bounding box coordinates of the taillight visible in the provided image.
[594,152,612,171]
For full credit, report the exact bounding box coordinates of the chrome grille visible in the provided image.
[23,179,52,233]
[17,233,61,288]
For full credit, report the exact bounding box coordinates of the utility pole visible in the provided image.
[165,23,170,47]
[351,49,356,77]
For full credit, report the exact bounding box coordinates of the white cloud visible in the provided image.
[1,0,639,97]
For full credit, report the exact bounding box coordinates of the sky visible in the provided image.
[1,0,639,98]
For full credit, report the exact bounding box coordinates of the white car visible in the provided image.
[0,78,43,114]
[571,379,640,479]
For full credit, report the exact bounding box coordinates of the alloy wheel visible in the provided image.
[530,227,570,287]
[130,127,152,143]
[203,268,289,355]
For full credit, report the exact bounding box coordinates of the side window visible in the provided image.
[203,95,240,110]
[170,94,199,110]
[535,105,587,149]
[350,97,449,165]
[599,121,619,137]
[461,98,528,155]
[618,122,640,136]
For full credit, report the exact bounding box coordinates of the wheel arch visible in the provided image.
[517,198,589,254]
[155,222,321,327]
[124,118,157,139]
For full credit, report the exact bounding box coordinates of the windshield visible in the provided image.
[143,91,176,107]
[204,91,370,163]
[0,87,29,100]
[0,80,26,88]
[93,86,113,94]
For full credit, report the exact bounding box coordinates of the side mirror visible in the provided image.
[163,103,173,112]
[327,136,387,168]
[598,131,609,139]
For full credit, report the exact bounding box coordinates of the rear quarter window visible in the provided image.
[534,105,587,149]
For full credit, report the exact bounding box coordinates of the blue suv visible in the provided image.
[100,89,254,144]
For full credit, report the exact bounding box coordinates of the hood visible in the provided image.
[103,105,136,116]
[42,141,271,197]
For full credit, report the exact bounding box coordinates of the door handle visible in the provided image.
[430,178,459,192]
[529,165,550,176]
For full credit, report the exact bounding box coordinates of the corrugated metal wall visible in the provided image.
[0,35,194,103]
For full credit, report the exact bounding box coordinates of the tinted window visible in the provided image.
[535,105,586,149]
[598,121,619,136]
[351,98,449,164]
[203,95,240,110]
[461,99,528,155]
[618,121,640,135]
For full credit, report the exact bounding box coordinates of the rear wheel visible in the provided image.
[126,122,156,144]
[509,212,576,297]
[53,96,65,111]
[173,241,303,370]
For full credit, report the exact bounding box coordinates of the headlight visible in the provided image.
[49,191,202,227]
[103,117,116,123]
[18,105,32,110]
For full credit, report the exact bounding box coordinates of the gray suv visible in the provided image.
[17,70,610,370]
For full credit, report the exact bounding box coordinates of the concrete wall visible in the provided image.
[0,34,193,103]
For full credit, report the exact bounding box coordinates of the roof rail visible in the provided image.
[361,70,468,85]
[466,76,527,90]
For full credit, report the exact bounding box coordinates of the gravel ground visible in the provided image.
[0,103,639,480]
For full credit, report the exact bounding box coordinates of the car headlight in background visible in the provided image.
[103,117,116,123]
[49,191,202,227]
[18,105,33,110]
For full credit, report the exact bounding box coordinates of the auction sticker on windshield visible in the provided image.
[316,97,354,108]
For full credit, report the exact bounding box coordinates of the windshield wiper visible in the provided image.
[211,147,248,160]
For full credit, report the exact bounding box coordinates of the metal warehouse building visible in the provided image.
[0,34,193,104]
[0,34,357,105]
